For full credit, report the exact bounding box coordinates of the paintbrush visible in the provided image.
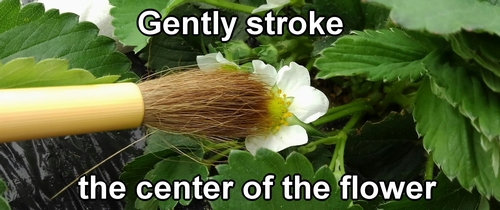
[0,69,274,143]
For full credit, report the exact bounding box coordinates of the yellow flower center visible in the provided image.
[267,87,293,134]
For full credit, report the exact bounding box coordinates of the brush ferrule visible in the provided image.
[0,83,144,143]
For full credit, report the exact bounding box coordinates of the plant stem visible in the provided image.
[298,112,363,155]
[342,112,363,132]
[288,115,326,137]
[325,130,339,136]
[404,91,418,104]
[305,57,316,70]
[204,144,243,165]
[324,99,368,115]
[283,52,300,65]
[197,0,256,14]
[329,113,363,180]
[329,131,347,180]
[312,103,370,127]
[379,80,409,111]
[424,152,435,181]
[205,140,240,151]
[297,135,340,154]
[393,93,411,108]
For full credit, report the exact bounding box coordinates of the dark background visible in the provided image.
[0,129,147,210]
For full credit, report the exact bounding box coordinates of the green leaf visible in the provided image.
[0,178,10,210]
[379,173,483,210]
[481,68,500,93]
[139,34,201,70]
[413,78,500,200]
[448,32,500,94]
[366,0,500,36]
[0,178,5,194]
[0,57,119,88]
[120,150,180,210]
[110,0,187,53]
[309,0,389,31]
[311,36,338,56]
[209,149,359,210]
[345,112,425,182]
[303,1,355,57]
[311,0,363,31]
[0,0,44,33]
[315,28,444,82]
[135,154,208,210]
[423,50,500,142]
[303,144,332,171]
[121,133,204,210]
[361,2,390,30]
[0,1,136,81]
[0,0,23,33]
[137,4,211,70]
[0,197,8,210]
[450,32,500,78]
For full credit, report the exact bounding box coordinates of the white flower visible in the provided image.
[196,52,240,71]
[37,0,131,52]
[252,0,290,14]
[245,60,329,155]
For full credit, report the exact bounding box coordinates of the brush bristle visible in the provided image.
[138,69,273,138]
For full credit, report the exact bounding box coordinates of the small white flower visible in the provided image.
[252,0,290,14]
[196,52,240,71]
[245,60,329,155]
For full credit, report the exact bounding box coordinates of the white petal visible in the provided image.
[288,86,329,123]
[245,125,308,155]
[276,62,310,97]
[196,52,238,71]
[215,52,231,64]
[252,60,277,87]
[196,53,219,71]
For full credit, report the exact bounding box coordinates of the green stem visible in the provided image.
[297,135,339,154]
[329,131,347,180]
[197,0,256,14]
[393,93,411,108]
[424,152,434,181]
[314,136,339,145]
[379,81,408,111]
[329,113,363,180]
[205,140,240,151]
[305,57,316,71]
[325,130,339,137]
[288,115,326,137]
[324,99,368,116]
[283,52,300,65]
[204,145,243,165]
[342,112,363,132]
[404,91,418,104]
[312,104,370,127]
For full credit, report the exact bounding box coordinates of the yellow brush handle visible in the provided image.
[0,83,144,143]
